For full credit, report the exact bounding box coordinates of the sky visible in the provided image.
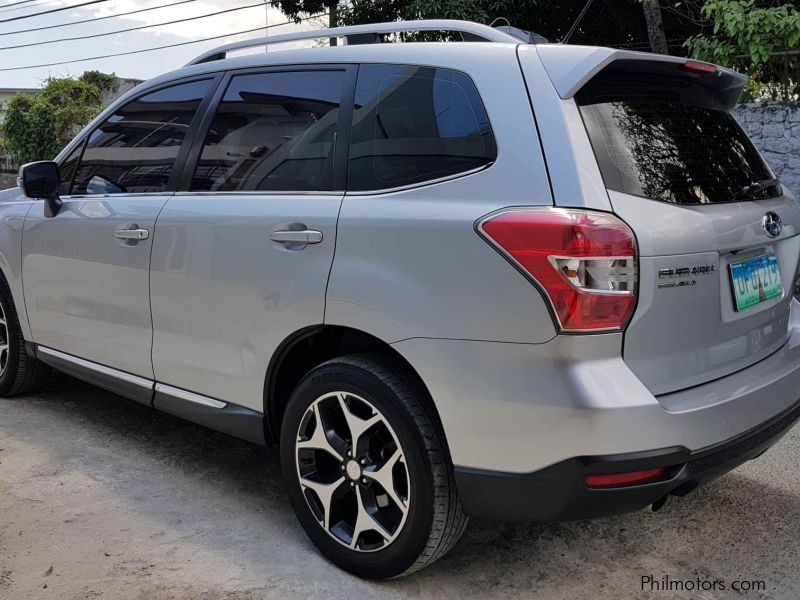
[0,0,325,89]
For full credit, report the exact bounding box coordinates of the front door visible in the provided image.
[22,78,217,378]
[149,66,352,410]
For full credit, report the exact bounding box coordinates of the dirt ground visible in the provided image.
[1,380,799,599]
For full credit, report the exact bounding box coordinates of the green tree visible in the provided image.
[685,1,800,100]
[2,71,115,165]
[272,0,342,28]
[2,95,61,166]
[79,70,119,96]
[292,0,705,51]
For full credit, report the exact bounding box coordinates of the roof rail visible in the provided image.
[186,19,521,66]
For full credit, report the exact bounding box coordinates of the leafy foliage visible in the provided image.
[402,0,489,22]
[79,70,119,96]
[272,0,341,24]
[2,95,61,166]
[334,0,703,50]
[339,0,414,25]
[1,71,115,165]
[685,1,800,100]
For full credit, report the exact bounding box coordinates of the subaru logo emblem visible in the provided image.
[763,212,782,238]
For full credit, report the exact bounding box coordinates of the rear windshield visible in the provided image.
[577,70,779,205]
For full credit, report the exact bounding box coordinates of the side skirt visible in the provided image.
[35,345,266,446]
[152,384,266,446]
[37,346,154,406]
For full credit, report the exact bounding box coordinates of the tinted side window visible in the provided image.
[190,70,345,192]
[348,65,496,192]
[71,79,212,195]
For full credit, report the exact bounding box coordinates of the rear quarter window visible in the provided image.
[348,64,496,191]
[577,70,778,205]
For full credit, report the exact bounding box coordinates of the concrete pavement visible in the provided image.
[1,381,798,599]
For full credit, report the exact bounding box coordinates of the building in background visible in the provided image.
[103,77,142,105]
[0,87,40,125]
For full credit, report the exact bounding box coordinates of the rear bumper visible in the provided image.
[454,399,800,520]
[393,301,800,474]
[392,300,800,519]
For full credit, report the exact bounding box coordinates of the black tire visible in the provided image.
[280,354,467,579]
[0,272,54,396]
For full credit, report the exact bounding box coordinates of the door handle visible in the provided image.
[270,230,323,244]
[115,228,150,241]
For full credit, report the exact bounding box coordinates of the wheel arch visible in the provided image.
[0,195,35,342]
[263,325,443,449]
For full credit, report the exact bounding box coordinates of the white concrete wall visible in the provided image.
[734,103,800,196]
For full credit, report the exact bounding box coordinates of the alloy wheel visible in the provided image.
[295,391,411,552]
[0,300,9,377]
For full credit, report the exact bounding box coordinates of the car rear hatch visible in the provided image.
[538,50,800,395]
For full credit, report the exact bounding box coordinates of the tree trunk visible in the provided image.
[642,0,668,54]
[329,3,338,46]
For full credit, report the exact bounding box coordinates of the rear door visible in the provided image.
[148,65,353,410]
[22,78,216,378]
[575,62,800,395]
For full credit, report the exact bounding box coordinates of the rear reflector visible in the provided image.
[477,208,637,332]
[682,60,717,74]
[585,468,666,488]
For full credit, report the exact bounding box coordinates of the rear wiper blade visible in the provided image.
[737,178,781,199]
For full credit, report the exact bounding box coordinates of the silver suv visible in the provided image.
[5,20,800,579]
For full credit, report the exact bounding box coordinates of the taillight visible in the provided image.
[477,208,637,332]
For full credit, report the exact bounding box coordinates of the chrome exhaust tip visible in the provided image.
[651,495,669,512]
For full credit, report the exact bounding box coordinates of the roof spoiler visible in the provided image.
[536,45,748,109]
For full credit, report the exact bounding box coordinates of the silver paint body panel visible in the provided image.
[326,44,555,344]
[517,45,612,211]
[22,195,168,378]
[148,194,341,412]
[610,190,800,394]
[0,190,33,339]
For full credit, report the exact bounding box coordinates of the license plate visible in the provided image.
[729,252,783,311]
